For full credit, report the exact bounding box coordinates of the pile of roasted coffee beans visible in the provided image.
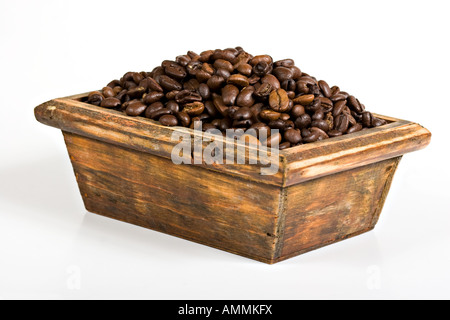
[86,47,387,149]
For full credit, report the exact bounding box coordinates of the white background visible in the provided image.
[0,0,449,300]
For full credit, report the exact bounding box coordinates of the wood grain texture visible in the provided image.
[63,132,283,263]
[277,157,401,261]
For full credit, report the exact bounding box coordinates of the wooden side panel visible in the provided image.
[63,132,282,263]
[278,157,401,261]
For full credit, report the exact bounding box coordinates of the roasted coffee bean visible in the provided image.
[90,47,385,149]
[100,97,120,108]
[311,120,330,132]
[269,89,289,112]
[261,74,280,90]
[144,102,164,118]
[159,114,178,126]
[318,80,332,98]
[272,67,294,82]
[253,62,272,76]
[334,114,349,132]
[284,128,302,144]
[127,86,146,99]
[291,104,305,118]
[159,75,182,91]
[250,122,271,139]
[207,75,225,91]
[125,101,147,116]
[198,83,211,100]
[176,111,191,127]
[295,113,312,129]
[263,132,282,148]
[221,84,240,106]
[88,91,104,106]
[293,94,315,106]
[332,100,347,117]
[237,63,252,76]
[102,87,115,98]
[260,109,281,121]
[236,86,255,108]
[183,101,205,116]
[175,90,202,104]
[347,123,363,134]
[166,100,180,113]
[144,91,164,105]
[227,74,249,87]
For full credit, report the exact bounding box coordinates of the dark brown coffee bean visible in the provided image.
[318,80,332,98]
[250,123,271,139]
[312,111,325,121]
[125,101,147,116]
[227,74,249,87]
[293,94,315,106]
[176,111,191,127]
[328,129,343,137]
[207,75,225,91]
[332,100,347,117]
[261,74,280,90]
[269,89,289,112]
[159,75,182,91]
[232,107,252,121]
[236,86,255,108]
[215,68,230,80]
[183,78,200,91]
[295,113,312,129]
[259,109,281,121]
[372,117,387,127]
[165,90,180,100]
[150,107,172,120]
[143,91,164,105]
[284,128,302,144]
[291,104,305,118]
[204,100,219,117]
[296,80,309,94]
[254,82,273,99]
[362,111,373,128]
[347,123,363,134]
[107,80,120,88]
[175,90,202,104]
[268,119,286,130]
[263,132,282,148]
[183,101,205,116]
[198,83,211,100]
[281,79,297,92]
[176,55,191,66]
[334,114,349,132]
[319,97,333,112]
[274,59,295,67]
[102,87,115,98]
[144,102,164,118]
[311,119,330,132]
[347,95,364,113]
[100,97,120,108]
[143,77,163,92]
[249,55,273,66]
[291,66,302,80]
[272,67,294,82]
[213,59,233,73]
[195,70,212,83]
[166,100,180,113]
[253,62,272,76]
[159,114,178,126]
[127,86,146,99]
[237,63,252,76]
[221,85,240,106]
[164,62,187,80]
[88,91,104,106]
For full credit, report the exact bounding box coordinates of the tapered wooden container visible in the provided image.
[35,93,431,264]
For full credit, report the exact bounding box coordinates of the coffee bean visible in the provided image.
[159,114,178,126]
[284,128,302,144]
[183,102,205,116]
[221,84,240,106]
[263,132,282,148]
[236,86,255,108]
[227,74,249,87]
[100,97,120,108]
[90,47,385,149]
[88,91,104,106]
[269,89,289,112]
[125,101,147,116]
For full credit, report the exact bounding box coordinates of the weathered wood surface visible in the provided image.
[64,132,283,263]
[276,157,401,262]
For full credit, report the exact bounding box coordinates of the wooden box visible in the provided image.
[34,93,431,264]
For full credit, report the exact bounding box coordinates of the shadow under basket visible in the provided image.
[34,93,431,264]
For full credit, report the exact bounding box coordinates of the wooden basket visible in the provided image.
[34,93,431,264]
